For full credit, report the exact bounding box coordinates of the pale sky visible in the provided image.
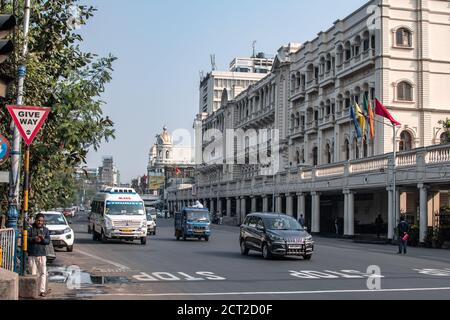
[80,0,368,183]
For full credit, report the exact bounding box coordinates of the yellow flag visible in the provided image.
[355,102,366,136]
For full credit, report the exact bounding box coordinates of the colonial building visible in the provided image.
[199,54,274,115]
[147,126,194,196]
[169,0,450,244]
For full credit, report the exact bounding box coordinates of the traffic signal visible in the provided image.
[0,14,16,98]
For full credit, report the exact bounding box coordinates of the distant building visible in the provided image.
[199,54,274,115]
[147,126,194,196]
[98,156,120,187]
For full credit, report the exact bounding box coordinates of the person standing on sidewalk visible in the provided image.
[397,216,410,255]
[28,213,51,297]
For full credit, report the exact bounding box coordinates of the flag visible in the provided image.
[364,95,375,140]
[175,167,181,175]
[368,100,375,140]
[375,99,401,126]
[350,105,362,138]
[355,102,366,136]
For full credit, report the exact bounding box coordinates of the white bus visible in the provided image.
[90,187,148,245]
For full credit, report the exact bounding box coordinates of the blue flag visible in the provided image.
[350,105,362,138]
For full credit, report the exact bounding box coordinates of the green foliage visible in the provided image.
[0,0,116,212]
[439,119,450,144]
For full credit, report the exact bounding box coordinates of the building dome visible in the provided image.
[159,126,172,145]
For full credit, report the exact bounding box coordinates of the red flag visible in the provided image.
[375,99,401,126]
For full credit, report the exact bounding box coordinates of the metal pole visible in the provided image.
[392,124,397,241]
[21,144,30,275]
[6,0,31,273]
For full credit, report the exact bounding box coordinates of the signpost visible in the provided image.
[6,105,50,274]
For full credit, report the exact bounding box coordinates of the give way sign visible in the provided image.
[6,105,51,145]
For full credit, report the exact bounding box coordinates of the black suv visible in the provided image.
[240,213,314,260]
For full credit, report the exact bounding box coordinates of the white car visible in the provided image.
[41,211,75,252]
[146,211,157,235]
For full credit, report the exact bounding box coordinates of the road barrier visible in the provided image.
[0,228,15,272]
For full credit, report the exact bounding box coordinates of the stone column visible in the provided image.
[286,194,294,217]
[276,196,283,213]
[262,196,269,212]
[236,197,241,219]
[210,199,215,214]
[311,192,320,233]
[251,196,257,213]
[217,198,222,216]
[226,198,232,217]
[343,190,349,236]
[347,191,355,237]
[241,197,247,224]
[297,193,306,218]
[418,184,428,244]
[387,188,394,240]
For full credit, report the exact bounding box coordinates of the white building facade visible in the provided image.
[169,0,450,243]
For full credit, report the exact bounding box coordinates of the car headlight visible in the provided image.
[268,234,283,242]
[304,235,313,242]
[63,228,72,234]
[105,218,113,229]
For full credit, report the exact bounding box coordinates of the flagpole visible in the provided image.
[392,124,398,242]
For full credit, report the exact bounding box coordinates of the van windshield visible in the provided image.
[186,211,210,222]
[105,201,145,216]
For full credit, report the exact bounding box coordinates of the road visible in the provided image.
[48,212,450,300]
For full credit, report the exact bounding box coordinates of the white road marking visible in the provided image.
[80,287,450,298]
[132,271,227,282]
[75,249,130,270]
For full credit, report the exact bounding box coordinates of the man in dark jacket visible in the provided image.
[397,216,409,255]
[28,213,51,297]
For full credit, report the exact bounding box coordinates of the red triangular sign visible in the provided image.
[6,106,51,145]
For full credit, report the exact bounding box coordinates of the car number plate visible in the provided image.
[121,228,134,233]
[289,245,302,249]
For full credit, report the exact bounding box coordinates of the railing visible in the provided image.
[316,165,345,177]
[350,157,388,174]
[0,228,15,272]
[306,120,318,131]
[427,146,450,164]
[301,170,312,180]
[397,153,417,167]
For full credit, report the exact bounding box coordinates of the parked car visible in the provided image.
[146,209,157,235]
[41,211,75,252]
[240,213,314,260]
[63,208,76,218]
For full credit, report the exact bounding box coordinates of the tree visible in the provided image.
[439,119,450,144]
[0,0,116,212]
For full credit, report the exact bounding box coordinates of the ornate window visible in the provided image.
[353,138,360,159]
[166,150,170,159]
[312,147,318,166]
[326,144,332,164]
[396,28,412,47]
[344,139,350,161]
[440,132,449,144]
[296,150,300,165]
[397,81,413,101]
[399,131,413,151]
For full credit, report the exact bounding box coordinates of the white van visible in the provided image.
[90,187,148,245]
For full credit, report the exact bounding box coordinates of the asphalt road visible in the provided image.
[50,212,450,300]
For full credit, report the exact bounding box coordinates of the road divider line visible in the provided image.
[75,249,130,270]
[83,286,450,298]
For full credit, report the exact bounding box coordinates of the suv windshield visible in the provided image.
[263,216,303,231]
[186,211,210,222]
[43,214,67,226]
[106,201,145,216]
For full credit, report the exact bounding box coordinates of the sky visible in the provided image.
[80,0,368,183]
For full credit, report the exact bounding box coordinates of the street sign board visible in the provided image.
[6,105,50,145]
[0,133,10,165]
